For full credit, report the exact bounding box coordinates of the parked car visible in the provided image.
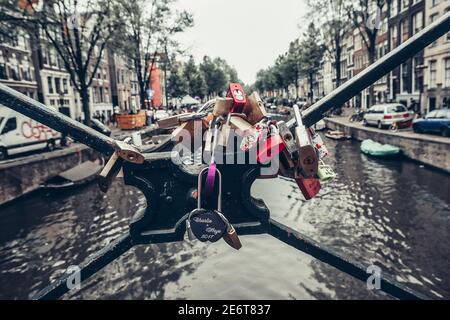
[154,110,170,121]
[363,103,412,129]
[90,119,112,137]
[412,108,450,137]
[0,106,62,160]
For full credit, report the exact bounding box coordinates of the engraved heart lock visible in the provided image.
[187,167,227,243]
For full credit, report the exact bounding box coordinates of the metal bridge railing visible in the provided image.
[1,11,450,301]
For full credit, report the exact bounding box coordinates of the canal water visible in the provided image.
[0,138,449,300]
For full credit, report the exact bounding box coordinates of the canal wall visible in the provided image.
[0,145,100,206]
[0,125,161,207]
[325,117,450,173]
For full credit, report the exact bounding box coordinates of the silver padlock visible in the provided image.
[293,105,318,178]
[186,167,227,243]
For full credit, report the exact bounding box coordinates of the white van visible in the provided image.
[0,106,62,160]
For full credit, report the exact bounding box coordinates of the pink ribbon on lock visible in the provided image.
[205,163,217,196]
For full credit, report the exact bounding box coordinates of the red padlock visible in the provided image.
[226,83,247,113]
[295,177,321,200]
[257,125,286,164]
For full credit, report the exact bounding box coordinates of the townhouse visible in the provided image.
[0,33,38,101]
[388,0,425,112]
[422,0,450,113]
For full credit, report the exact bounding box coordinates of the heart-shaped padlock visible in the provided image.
[186,167,227,243]
[188,209,227,243]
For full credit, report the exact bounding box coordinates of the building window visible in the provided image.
[444,58,450,88]
[104,88,110,103]
[55,77,61,94]
[99,87,104,103]
[42,50,48,65]
[401,63,409,92]
[48,77,54,94]
[413,57,422,92]
[0,63,6,79]
[10,65,20,81]
[0,51,6,80]
[413,11,423,34]
[401,0,409,11]
[22,68,31,81]
[432,0,440,7]
[401,19,409,43]
[63,79,68,94]
[391,0,398,17]
[429,61,437,88]
[391,25,398,49]
[93,87,99,103]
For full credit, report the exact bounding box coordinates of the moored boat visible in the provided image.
[41,160,103,191]
[360,139,401,157]
[324,130,351,140]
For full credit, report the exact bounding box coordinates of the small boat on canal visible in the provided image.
[40,160,103,191]
[360,139,401,157]
[325,130,351,140]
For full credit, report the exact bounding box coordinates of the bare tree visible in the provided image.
[4,0,120,125]
[307,0,349,88]
[346,0,388,106]
[113,0,193,109]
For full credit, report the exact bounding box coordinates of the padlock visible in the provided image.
[240,121,267,152]
[293,105,318,177]
[278,151,296,179]
[218,113,231,147]
[243,92,267,125]
[226,83,247,113]
[158,113,187,129]
[205,117,225,195]
[277,121,298,161]
[295,176,321,200]
[186,167,227,243]
[229,114,252,132]
[185,219,196,241]
[178,112,208,123]
[317,161,336,182]
[215,211,242,250]
[172,119,206,150]
[158,112,207,129]
[204,120,214,153]
[213,97,233,117]
[98,152,124,192]
[115,140,145,164]
[256,124,286,164]
[131,131,142,147]
[309,127,330,159]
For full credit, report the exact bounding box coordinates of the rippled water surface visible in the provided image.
[0,138,449,300]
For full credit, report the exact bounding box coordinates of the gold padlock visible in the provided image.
[244,92,267,125]
[229,115,252,133]
[172,120,205,149]
[213,97,233,117]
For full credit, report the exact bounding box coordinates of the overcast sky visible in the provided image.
[175,0,308,85]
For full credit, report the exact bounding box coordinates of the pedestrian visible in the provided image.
[101,113,106,124]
